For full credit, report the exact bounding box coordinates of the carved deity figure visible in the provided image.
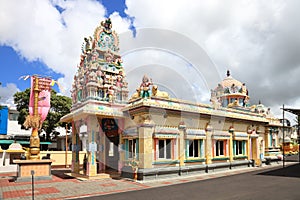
[88,70,97,82]
[116,75,123,88]
[114,58,122,66]
[82,36,92,55]
[101,18,112,33]
[243,96,250,107]
[216,84,224,97]
[241,83,247,95]
[140,75,152,98]
[230,83,238,93]
[104,51,113,63]
[91,50,99,62]
[96,71,103,86]
[107,86,115,102]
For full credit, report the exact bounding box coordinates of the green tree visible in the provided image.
[13,88,72,141]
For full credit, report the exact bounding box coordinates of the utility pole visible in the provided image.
[282,104,285,168]
[65,123,68,168]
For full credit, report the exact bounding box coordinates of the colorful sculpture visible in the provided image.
[140,75,153,98]
[151,85,170,99]
[71,18,129,105]
[210,70,250,109]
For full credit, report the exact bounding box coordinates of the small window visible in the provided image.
[128,139,136,159]
[158,139,172,159]
[235,141,244,155]
[216,140,224,156]
[188,140,201,158]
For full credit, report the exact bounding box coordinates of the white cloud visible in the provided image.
[0,83,20,107]
[0,0,131,97]
[1,0,300,124]
[124,0,300,120]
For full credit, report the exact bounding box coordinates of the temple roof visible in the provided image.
[220,70,243,88]
[123,97,268,123]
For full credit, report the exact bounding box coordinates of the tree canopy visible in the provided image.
[13,88,72,141]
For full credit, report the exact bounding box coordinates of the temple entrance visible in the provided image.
[105,133,119,170]
[102,118,120,171]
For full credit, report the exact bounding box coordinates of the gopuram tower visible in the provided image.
[64,19,129,176]
[72,18,129,106]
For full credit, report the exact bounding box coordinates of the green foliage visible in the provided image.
[13,88,72,141]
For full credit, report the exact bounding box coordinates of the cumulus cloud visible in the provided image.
[0,83,20,106]
[124,0,300,120]
[0,0,131,97]
[1,0,300,122]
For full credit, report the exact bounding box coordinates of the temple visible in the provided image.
[61,19,282,180]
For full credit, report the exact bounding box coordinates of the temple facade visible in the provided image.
[61,19,282,180]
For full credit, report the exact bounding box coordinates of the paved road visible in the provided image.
[284,154,299,163]
[81,164,300,200]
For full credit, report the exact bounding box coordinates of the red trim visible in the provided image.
[224,140,227,156]
[154,139,157,160]
[212,140,215,156]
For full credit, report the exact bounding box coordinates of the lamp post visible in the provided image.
[65,123,68,168]
[282,104,285,168]
[31,170,35,200]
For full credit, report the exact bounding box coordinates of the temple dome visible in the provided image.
[220,74,243,88]
[210,70,250,108]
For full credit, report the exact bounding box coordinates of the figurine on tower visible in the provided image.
[140,75,153,98]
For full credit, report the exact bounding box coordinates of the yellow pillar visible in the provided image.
[252,138,259,166]
[86,116,97,176]
[138,125,154,169]
[178,124,186,167]
[247,135,250,160]
[205,124,213,164]
[229,128,234,162]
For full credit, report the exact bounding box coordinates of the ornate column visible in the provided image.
[71,121,80,173]
[86,116,98,176]
[29,77,40,160]
[178,123,186,167]
[247,127,252,160]
[79,124,88,151]
[229,127,234,162]
[205,123,213,164]
[138,115,154,169]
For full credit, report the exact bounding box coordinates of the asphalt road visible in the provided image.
[81,163,300,200]
[284,154,300,163]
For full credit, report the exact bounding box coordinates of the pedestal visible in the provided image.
[13,160,52,182]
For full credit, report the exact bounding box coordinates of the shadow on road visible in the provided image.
[51,169,75,179]
[257,164,300,178]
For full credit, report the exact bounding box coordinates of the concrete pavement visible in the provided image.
[0,162,295,200]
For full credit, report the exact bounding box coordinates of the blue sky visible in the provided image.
[0,0,129,98]
[1,0,300,120]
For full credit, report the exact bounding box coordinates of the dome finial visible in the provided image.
[227,70,230,77]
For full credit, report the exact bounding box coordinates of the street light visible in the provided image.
[282,104,285,168]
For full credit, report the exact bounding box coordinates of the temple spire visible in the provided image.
[227,70,230,77]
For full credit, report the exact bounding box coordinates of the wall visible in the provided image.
[40,151,86,167]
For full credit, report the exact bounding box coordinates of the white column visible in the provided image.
[80,124,88,151]
[80,134,88,151]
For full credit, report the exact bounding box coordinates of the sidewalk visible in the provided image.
[0,162,293,200]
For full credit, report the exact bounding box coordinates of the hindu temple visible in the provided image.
[61,19,282,180]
